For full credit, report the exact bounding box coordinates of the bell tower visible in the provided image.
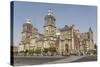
[19,18,33,52]
[44,9,56,37]
[22,18,32,41]
[88,27,94,50]
[44,9,57,48]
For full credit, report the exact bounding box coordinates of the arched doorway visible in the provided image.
[65,44,69,56]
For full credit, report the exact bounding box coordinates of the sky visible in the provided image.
[13,1,97,46]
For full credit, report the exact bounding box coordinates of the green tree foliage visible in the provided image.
[49,47,57,56]
[32,48,35,53]
[49,47,56,53]
[23,49,28,56]
[19,50,24,53]
[34,48,41,54]
[94,44,97,50]
[43,48,49,53]
[24,49,28,53]
[28,49,34,55]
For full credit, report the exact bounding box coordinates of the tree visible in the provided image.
[94,44,97,50]
[28,50,32,55]
[32,48,35,54]
[19,50,24,53]
[19,50,24,56]
[24,49,28,56]
[43,48,49,55]
[24,49,28,53]
[34,48,41,55]
[28,48,35,55]
[49,47,56,56]
[43,48,49,53]
[94,44,97,55]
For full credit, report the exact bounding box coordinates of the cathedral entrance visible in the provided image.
[65,44,69,56]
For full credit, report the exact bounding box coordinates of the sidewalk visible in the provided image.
[45,56,86,64]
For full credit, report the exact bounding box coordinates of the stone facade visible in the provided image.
[18,9,95,56]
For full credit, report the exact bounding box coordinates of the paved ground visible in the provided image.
[46,56,97,64]
[14,55,97,66]
[71,56,97,62]
[45,56,85,64]
[14,56,65,66]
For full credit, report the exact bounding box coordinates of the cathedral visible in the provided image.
[18,9,95,56]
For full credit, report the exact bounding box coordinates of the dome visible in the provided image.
[25,18,31,24]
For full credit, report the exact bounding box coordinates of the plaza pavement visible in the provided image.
[14,55,97,66]
[44,56,85,64]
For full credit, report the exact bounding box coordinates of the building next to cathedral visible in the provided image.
[18,9,96,56]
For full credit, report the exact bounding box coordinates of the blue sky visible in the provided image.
[13,1,97,46]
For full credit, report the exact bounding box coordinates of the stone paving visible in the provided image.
[14,55,97,66]
[45,56,86,64]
